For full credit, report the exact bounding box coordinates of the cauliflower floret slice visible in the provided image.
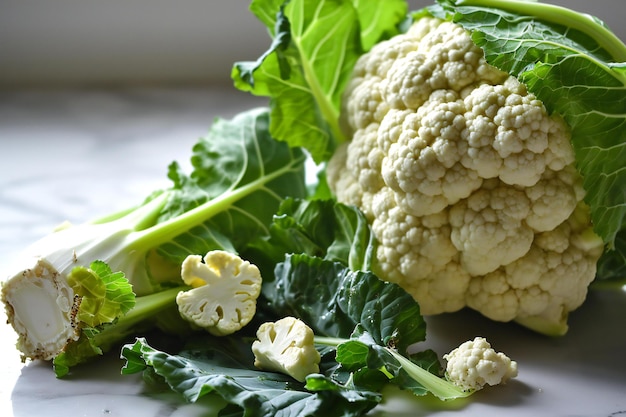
[444,337,518,391]
[252,317,321,382]
[176,250,262,336]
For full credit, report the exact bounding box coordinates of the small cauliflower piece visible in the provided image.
[176,250,261,336]
[443,337,518,391]
[252,317,321,382]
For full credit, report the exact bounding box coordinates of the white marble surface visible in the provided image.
[1,88,625,417]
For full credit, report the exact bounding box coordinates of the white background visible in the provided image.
[1,0,623,88]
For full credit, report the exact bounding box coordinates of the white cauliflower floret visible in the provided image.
[443,337,518,391]
[176,250,262,336]
[463,203,603,333]
[370,187,470,313]
[449,182,534,276]
[327,16,604,335]
[460,78,575,187]
[524,166,584,232]
[252,317,321,382]
[381,90,483,217]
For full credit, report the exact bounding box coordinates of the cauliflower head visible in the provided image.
[443,336,518,391]
[252,316,321,382]
[327,16,604,335]
[176,250,262,336]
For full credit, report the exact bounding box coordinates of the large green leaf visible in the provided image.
[268,254,426,353]
[246,198,377,279]
[353,0,408,50]
[121,337,381,417]
[232,0,407,163]
[154,108,307,262]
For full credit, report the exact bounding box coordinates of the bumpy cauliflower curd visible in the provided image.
[444,337,518,391]
[327,16,604,335]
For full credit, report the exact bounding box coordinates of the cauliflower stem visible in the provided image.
[1,108,306,376]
